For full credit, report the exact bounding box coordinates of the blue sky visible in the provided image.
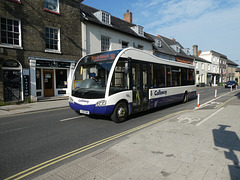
[83,0,240,65]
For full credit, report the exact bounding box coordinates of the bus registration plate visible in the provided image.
[80,110,89,115]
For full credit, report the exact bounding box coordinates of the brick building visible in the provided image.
[0,0,83,102]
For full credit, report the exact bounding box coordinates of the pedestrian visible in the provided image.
[209,80,212,87]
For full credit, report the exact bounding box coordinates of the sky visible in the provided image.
[82,0,240,65]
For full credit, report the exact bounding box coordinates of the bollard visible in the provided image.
[197,93,200,107]
[215,89,217,99]
[230,85,232,92]
[236,85,238,90]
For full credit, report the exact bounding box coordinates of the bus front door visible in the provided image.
[132,63,149,113]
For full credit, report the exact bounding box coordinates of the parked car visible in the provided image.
[225,81,238,88]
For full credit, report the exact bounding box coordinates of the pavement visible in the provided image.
[1,90,240,179]
[0,97,69,117]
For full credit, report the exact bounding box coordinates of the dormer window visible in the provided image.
[102,12,110,24]
[170,44,181,53]
[176,46,180,53]
[94,11,111,25]
[157,39,161,47]
[131,25,144,37]
[182,48,190,55]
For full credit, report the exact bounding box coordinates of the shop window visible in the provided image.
[56,69,67,88]
[36,69,42,89]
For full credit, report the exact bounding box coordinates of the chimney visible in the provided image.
[123,10,132,23]
[193,45,198,57]
[198,50,202,56]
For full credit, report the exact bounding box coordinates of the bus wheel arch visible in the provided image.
[183,91,188,103]
[111,100,129,123]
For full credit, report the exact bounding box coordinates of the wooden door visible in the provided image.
[43,70,54,97]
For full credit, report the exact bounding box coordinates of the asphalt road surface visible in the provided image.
[0,86,233,179]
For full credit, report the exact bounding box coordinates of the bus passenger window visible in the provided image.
[110,60,130,95]
[166,66,172,87]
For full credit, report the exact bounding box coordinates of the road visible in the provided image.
[0,86,235,179]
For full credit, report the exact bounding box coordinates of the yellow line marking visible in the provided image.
[215,96,237,109]
[5,109,190,180]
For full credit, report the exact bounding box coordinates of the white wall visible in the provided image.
[85,23,153,54]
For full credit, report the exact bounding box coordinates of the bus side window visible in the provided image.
[166,66,172,87]
[110,60,130,95]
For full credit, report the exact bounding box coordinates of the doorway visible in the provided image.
[132,62,149,112]
[3,70,21,101]
[43,70,54,97]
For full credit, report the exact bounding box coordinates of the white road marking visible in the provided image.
[196,107,224,126]
[60,116,85,122]
[0,127,30,134]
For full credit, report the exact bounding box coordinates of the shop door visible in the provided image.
[43,70,54,97]
[3,70,21,101]
[132,63,149,112]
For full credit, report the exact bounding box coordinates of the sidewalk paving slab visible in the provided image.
[33,99,240,180]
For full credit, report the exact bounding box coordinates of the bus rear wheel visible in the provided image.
[111,102,128,123]
[183,92,188,103]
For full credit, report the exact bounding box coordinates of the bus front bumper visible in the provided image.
[69,102,115,115]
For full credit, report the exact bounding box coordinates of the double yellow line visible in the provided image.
[5,110,188,180]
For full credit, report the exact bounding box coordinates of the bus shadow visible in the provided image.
[212,125,240,179]
[234,92,240,99]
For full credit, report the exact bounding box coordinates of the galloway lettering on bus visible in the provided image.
[78,99,89,104]
[150,89,167,98]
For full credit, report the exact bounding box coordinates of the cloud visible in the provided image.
[131,0,240,61]
[152,4,240,60]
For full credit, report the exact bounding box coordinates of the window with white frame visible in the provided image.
[101,36,110,51]
[0,18,21,47]
[138,26,144,36]
[208,64,210,71]
[45,27,60,52]
[157,38,161,47]
[44,0,59,13]
[196,62,198,69]
[102,12,110,24]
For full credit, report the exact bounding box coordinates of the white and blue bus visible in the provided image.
[69,48,196,123]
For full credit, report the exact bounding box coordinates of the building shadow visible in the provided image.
[212,125,240,179]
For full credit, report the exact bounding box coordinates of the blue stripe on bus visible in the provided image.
[70,91,196,116]
[69,102,115,115]
[149,91,196,108]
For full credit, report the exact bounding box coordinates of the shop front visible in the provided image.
[29,57,75,101]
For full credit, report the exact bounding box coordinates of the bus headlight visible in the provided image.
[96,100,107,106]
[69,97,74,104]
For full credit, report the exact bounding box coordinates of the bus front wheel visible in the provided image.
[111,102,128,123]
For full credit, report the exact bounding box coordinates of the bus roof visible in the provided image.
[82,48,195,69]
